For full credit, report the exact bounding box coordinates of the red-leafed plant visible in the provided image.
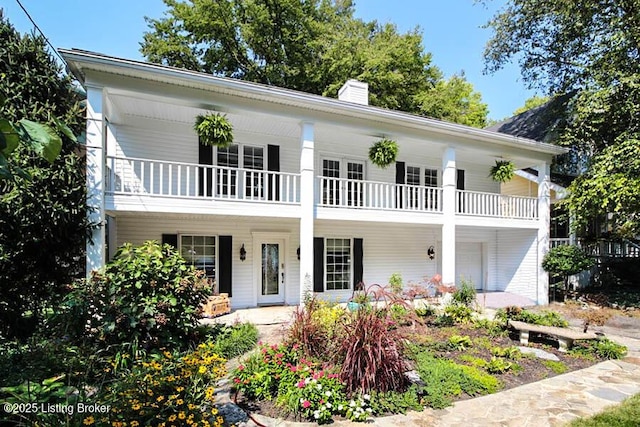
[338,307,409,393]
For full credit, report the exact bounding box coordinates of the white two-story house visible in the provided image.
[63,49,566,308]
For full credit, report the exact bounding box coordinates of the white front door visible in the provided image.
[257,238,285,305]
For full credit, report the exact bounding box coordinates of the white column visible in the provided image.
[441,147,456,285]
[299,122,315,303]
[537,162,551,304]
[85,85,105,275]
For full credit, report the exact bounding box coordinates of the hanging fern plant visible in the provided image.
[368,138,399,168]
[194,113,234,148]
[490,160,515,183]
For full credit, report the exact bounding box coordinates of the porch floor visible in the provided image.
[202,291,535,326]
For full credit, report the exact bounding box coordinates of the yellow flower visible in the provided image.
[178,411,186,420]
[83,416,95,425]
[131,403,141,410]
[188,403,197,410]
[176,399,184,405]
[176,387,185,392]
[157,395,165,402]
[164,350,172,358]
[198,365,207,374]
[168,414,177,421]
[131,422,140,427]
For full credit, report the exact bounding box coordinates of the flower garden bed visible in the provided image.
[230,284,627,424]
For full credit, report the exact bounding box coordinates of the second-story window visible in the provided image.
[217,144,264,198]
[406,166,421,208]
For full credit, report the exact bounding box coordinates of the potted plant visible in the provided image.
[368,138,398,168]
[194,113,234,148]
[489,159,515,183]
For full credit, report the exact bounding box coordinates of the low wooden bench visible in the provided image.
[508,320,600,352]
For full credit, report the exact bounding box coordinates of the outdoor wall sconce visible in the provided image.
[427,245,435,260]
[240,244,246,261]
[297,247,300,260]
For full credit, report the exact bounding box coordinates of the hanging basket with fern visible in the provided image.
[489,160,515,183]
[194,113,234,148]
[368,138,398,168]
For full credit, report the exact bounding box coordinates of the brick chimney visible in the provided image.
[338,80,369,105]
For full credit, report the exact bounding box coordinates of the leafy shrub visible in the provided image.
[483,357,514,374]
[495,306,569,327]
[233,343,304,401]
[452,279,477,307]
[339,308,409,393]
[345,394,373,422]
[369,386,423,415]
[60,241,212,353]
[570,338,627,360]
[490,160,515,183]
[472,318,508,337]
[413,350,501,409]
[210,323,258,359]
[389,272,403,294]
[277,370,347,424]
[491,346,522,360]
[448,335,473,351]
[100,343,226,427]
[415,304,437,317]
[542,245,594,291]
[542,360,568,374]
[287,298,333,358]
[443,303,475,324]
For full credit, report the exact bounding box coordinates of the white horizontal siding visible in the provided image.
[496,229,538,301]
[501,175,535,197]
[113,215,300,309]
[315,221,440,301]
[457,160,501,193]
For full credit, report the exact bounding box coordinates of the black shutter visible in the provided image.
[313,237,324,293]
[456,169,465,213]
[267,144,280,201]
[353,238,364,290]
[456,169,465,190]
[395,161,405,208]
[162,234,178,248]
[218,235,233,297]
[198,139,213,197]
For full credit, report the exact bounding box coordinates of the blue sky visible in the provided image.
[3,0,538,120]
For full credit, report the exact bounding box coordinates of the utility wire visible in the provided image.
[14,0,67,66]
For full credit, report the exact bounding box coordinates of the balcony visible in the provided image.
[316,176,443,212]
[456,190,538,220]
[106,156,300,204]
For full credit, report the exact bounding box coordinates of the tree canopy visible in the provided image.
[141,0,488,127]
[0,14,92,338]
[483,0,640,237]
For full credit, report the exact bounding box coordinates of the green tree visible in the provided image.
[512,95,549,116]
[542,245,594,291]
[482,0,640,236]
[142,0,488,127]
[0,14,92,339]
[416,73,489,128]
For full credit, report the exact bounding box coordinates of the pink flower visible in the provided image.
[302,400,311,408]
[292,344,300,350]
[297,380,306,388]
[238,365,245,371]
[290,365,298,372]
[234,378,241,383]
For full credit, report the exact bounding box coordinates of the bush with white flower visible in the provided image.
[345,394,373,422]
[277,370,347,424]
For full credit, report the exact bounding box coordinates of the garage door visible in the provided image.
[455,242,483,290]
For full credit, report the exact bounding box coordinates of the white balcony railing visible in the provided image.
[106,156,300,204]
[456,190,538,220]
[317,176,442,212]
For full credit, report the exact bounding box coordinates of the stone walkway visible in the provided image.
[210,303,640,427]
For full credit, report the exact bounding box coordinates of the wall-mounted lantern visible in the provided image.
[240,243,247,261]
[427,245,435,260]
